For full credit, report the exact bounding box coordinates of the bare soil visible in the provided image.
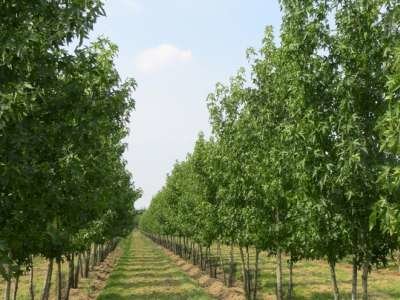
[69,246,123,300]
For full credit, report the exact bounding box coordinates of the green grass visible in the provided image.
[0,256,71,300]
[3,234,399,299]
[97,231,214,300]
[210,244,400,299]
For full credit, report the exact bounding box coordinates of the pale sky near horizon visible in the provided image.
[87,0,282,209]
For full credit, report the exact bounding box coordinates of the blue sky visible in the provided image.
[88,0,282,209]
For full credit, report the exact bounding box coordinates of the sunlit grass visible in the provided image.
[97,232,214,300]
[2,234,399,299]
[0,256,71,300]
[209,244,400,299]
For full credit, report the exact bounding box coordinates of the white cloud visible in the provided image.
[135,44,193,73]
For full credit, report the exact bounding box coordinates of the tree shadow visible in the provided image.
[98,291,210,300]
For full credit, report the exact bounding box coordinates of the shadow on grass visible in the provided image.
[291,292,333,300]
[111,265,174,272]
[104,278,188,290]
[98,291,211,300]
[107,270,184,281]
[97,232,213,300]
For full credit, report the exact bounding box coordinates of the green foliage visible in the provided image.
[0,0,141,281]
[371,45,400,235]
[141,0,400,298]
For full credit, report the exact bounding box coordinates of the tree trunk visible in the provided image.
[362,261,368,300]
[179,236,182,257]
[245,246,251,298]
[207,246,211,276]
[276,248,283,300]
[98,244,102,262]
[79,254,84,278]
[63,254,74,300]
[92,244,97,268]
[97,244,101,264]
[239,247,250,300]
[396,251,400,273]
[57,259,62,300]
[41,258,53,300]
[4,276,11,300]
[352,256,358,300]
[101,244,105,261]
[30,258,35,300]
[85,250,90,278]
[217,242,226,285]
[229,243,235,287]
[253,249,260,300]
[183,237,186,259]
[288,258,294,300]
[200,245,204,271]
[328,259,340,300]
[13,272,19,300]
[74,254,80,288]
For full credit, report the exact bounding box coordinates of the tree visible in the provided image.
[277,1,399,299]
[0,2,141,299]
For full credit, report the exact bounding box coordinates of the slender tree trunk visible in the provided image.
[79,254,83,278]
[191,242,195,264]
[74,254,80,289]
[179,236,182,257]
[97,245,101,263]
[229,243,234,287]
[102,244,106,261]
[217,242,226,284]
[98,244,102,262]
[276,248,283,300]
[208,246,212,275]
[253,249,260,300]
[245,246,251,298]
[362,261,369,300]
[92,244,97,268]
[41,258,53,300]
[239,247,249,300]
[200,245,204,270]
[85,250,90,278]
[4,276,11,300]
[30,257,35,300]
[288,258,294,300]
[183,237,186,259]
[57,259,62,300]
[327,258,339,300]
[13,272,19,300]
[64,254,74,300]
[352,256,358,300]
[396,251,400,273]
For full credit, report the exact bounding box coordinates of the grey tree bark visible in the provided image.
[362,261,369,300]
[352,256,358,300]
[288,258,294,300]
[276,248,283,300]
[56,259,62,300]
[29,258,35,300]
[40,258,53,300]
[328,259,340,300]
[12,272,19,300]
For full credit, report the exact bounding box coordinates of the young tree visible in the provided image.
[0,2,141,299]
[277,1,399,299]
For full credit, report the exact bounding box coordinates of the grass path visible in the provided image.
[97,231,214,300]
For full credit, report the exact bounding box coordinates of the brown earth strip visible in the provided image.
[69,245,123,300]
